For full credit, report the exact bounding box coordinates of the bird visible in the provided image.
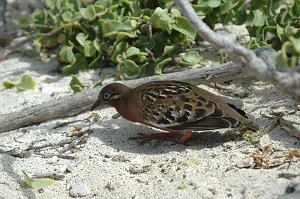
[90,81,258,144]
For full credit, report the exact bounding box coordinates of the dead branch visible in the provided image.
[174,0,300,90]
[0,47,276,133]
[0,61,246,133]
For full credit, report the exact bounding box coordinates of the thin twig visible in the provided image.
[35,153,76,160]
[26,136,78,151]
[59,134,89,154]
[174,0,300,90]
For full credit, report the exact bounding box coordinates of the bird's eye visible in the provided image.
[103,92,110,99]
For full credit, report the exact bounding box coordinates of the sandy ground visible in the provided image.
[0,55,299,199]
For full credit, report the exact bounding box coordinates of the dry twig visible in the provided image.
[174,0,300,90]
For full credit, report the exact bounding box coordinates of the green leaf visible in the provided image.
[101,20,134,38]
[276,25,286,42]
[126,0,141,16]
[162,45,176,57]
[208,0,221,8]
[88,54,102,68]
[69,75,85,92]
[220,0,240,14]
[171,16,196,39]
[64,1,77,11]
[17,75,37,91]
[197,0,221,8]
[289,36,300,54]
[186,158,200,166]
[61,11,73,22]
[154,57,172,75]
[192,5,210,19]
[80,5,96,21]
[3,79,18,89]
[31,9,46,24]
[23,171,54,189]
[63,53,88,74]
[115,32,137,43]
[170,8,181,18]
[33,39,42,53]
[242,130,261,145]
[181,51,200,65]
[111,42,128,62]
[44,0,57,10]
[59,46,74,63]
[119,60,141,79]
[57,33,66,44]
[275,50,289,67]
[84,40,97,57]
[93,39,101,52]
[126,47,146,57]
[150,7,172,33]
[178,183,188,189]
[253,9,265,27]
[76,33,87,47]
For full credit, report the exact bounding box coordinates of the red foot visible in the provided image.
[129,132,179,144]
[129,131,193,144]
[178,131,193,144]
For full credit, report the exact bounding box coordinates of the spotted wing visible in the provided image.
[135,81,239,131]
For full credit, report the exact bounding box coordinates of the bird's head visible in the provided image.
[90,83,130,111]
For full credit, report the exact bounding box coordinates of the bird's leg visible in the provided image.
[129,132,179,144]
[178,131,193,144]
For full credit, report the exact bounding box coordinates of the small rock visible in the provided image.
[110,123,119,129]
[58,165,68,173]
[236,161,252,169]
[132,155,144,165]
[47,156,58,164]
[67,157,81,172]
[170,158,176,163]
[222,143,233,151]
[69,184,91,197]
[111,155,129,162]
[129,155,151,174]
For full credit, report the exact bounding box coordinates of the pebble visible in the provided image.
[111,155,129,162]
[69,184,91,197]
[47,156,58,164]
[235,161,253,169]
[129,155,151,174]
[67,157,82,172]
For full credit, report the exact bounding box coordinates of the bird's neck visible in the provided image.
[110,92,143,123]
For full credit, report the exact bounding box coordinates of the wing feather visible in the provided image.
[135,81,224,129]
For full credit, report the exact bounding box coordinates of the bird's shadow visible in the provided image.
[89,117,246,155]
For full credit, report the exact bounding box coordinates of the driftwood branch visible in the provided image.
[174,0,300,90]
[0,61,251,133]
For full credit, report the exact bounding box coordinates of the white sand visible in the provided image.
[0,55,299,199]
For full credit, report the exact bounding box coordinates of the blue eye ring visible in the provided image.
[103,92,110,99]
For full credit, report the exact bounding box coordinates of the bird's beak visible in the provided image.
[90,100,102,111]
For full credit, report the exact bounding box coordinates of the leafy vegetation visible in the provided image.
[195,0,300,67]
[22,0,300,85]
[23,0,200,81]
[242,130,261,145]
[23,170,55,189]
[3,75,37,91]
